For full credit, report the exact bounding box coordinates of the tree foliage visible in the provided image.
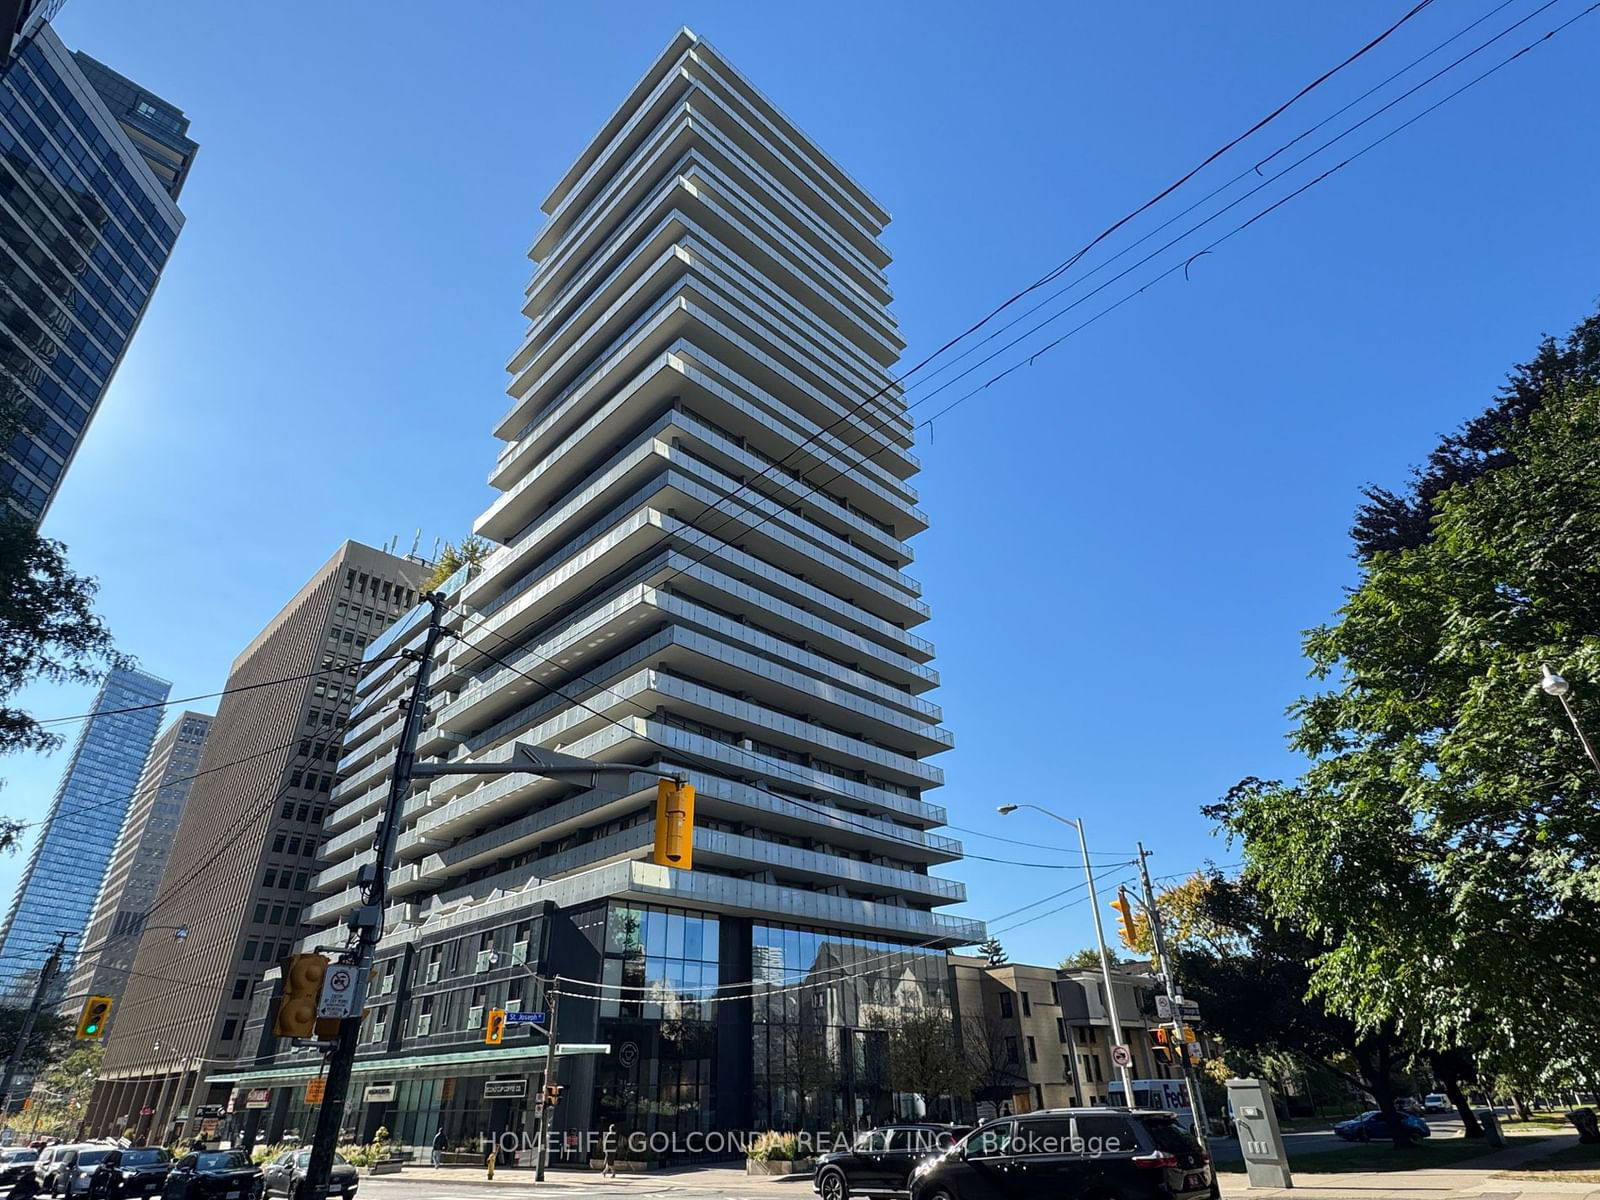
[976,936,1007,967]
[1214,371,1600,1104]
[1352,308,1600,557]
[424,535,491,591]
[0,385,125,847]
[0,1008,71,1077]
[1057,947,1103,970]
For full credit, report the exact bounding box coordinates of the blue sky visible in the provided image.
[3,0,1597,969]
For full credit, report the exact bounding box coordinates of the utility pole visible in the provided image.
[299,595,447,1200]
[0,932,69,1113]
[1135,844,1211,1142]
[534,982,560,1181]
[1075,823,1136,1102]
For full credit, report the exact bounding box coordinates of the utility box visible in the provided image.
[1227,1078,1293,1188]
[1474,1109,1504,1148]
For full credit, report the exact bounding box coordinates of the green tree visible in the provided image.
[0,382,126,850]
[976,936,1007,967]
[424,535,491,591]
[0,1008,70,1076]
[1057,947,1102,970]
[1212,380,1600,1122]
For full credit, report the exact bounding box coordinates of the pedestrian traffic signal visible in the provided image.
[1149,1027,1176,1063]
[484,1009,507,1045]
[273,953,329,1038]
[543,1084,564,1107]
[652,779,695,870]
[75,995,113,1040]
[1110,888,1138,949]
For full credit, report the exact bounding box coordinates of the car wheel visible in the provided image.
[924,1190,955,1200]
[818,1169,850,1200]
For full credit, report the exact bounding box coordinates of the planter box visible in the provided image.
[747,1158,815,1176]
[365,1161,404,1176]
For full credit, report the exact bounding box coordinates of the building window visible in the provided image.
[252,903,267,923]
[1021,991,1032,1017]
[1027,1036,1038,1063]
[232,979,248,1001]
[1063,1055,1074,1080]
[999,992,1014,1019]
[220,1019,237,1041]
[263,869,276,888]
[1005,1037,1019,1063]
[244,940,258,961]
[1057,1017,1068,1042]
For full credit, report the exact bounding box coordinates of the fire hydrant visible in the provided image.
[486,1149,496,1179]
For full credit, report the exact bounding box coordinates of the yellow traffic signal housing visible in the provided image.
[75,996,113,1040]
[484,1008,507,1046]
[543,1083,564,1107]
[652,779,695,869]
[1110,888,1138,949]
[1149,1027,1176,1062]
[273,953,329,1038]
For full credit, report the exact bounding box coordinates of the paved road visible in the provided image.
[1209,1114,1469,1163]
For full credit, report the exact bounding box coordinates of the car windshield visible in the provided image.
[293,1152,347,1168]
[75,1152,108,1168]
[121,1150,167,1167]
[5,1151,37,1163]
[196,1152,249,1171]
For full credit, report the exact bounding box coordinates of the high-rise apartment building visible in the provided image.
[61,710,212,1035]
[86,543,429,1143]
[70,52,196,201]
[0,21,194,520]
[220,29,980,1151]
[0,666,170,1003]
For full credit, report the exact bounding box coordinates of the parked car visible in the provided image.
[1333,1111,1432,1142]
[160,1151,262,1200]
[1423,1094,1450,1113]
[909,1109,1216,1200]
[815,1125,970,1200]
[102,1148,175,1198]
[36,1145,101,1196]
[0,1150,39,1187]
[260,1150,357,1200]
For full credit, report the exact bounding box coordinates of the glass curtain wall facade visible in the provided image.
[62,710,213,1032]
[0,24,187,520]
[0,666,170,1002]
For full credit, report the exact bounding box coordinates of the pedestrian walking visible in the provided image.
[431,1128,445,1168]
[601,1125,617,1177]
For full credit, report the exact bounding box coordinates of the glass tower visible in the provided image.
[0,23,190,520]
[0,665,170,1002]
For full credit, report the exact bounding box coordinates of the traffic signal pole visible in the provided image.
[0,932,68,1113]
[298,594,447,1200]
[1135,844,1212,1143]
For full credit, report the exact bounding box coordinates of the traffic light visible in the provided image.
[484,1008,507,1046]
[543,1084,564,1107]
[273,953,329,1038]
[75,995,113,1040]
[652,779,695,870]
[1149,1027,1176,1063]
[1110,887,1138,949]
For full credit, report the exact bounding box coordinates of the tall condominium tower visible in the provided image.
[0,22,194,520]
[86,544,429,1143]
[0,666,170,1003]
[61,709,212,1037]
[222,29,979,1151]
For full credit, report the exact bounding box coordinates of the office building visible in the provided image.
[61,710,212,1035]
[0,21,193,520]
[86,543,429,1143]
[0,666,170,1004]
[220,29,978,1152]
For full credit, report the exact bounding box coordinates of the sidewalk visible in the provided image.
[1225,1132,1598,1200]
[361,1163,809,1193]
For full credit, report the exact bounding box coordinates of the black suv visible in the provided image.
[908,1109,1217,1200]
[815,1125,972,1200]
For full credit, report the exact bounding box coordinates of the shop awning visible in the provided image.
[208,1043,610,1089]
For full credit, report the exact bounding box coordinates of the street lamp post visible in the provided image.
[996,804,1136,1102]
[1540,664,1600,777]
